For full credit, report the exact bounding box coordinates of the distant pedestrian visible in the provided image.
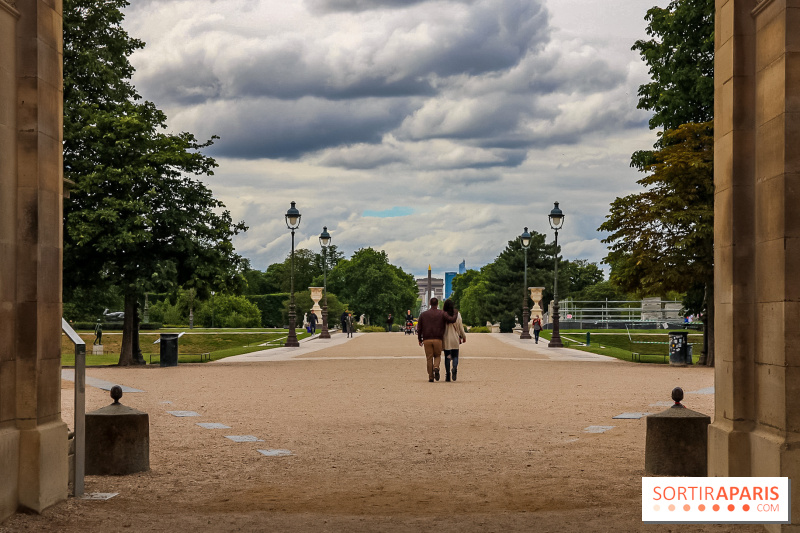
[341,311,348,334]
[386,313,393,332]
[405,309,413,323]
[346,312,355,338]
[417,297,458,382]
[309,311,318,334]
[442,299,466,382]
[532,316,543,344]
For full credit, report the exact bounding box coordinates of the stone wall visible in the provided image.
[0,0,68,523]
[710,0,800,531]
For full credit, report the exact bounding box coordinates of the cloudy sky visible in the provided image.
[123,0,667,278]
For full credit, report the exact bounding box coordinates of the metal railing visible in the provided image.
[557,299,684,325]
[61,318,85,497]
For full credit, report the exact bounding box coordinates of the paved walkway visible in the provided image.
[216,331,618,363]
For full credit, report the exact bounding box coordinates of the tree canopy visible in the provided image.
[632,0,714,133]
[326,248,418,324]
[63,0,247,365]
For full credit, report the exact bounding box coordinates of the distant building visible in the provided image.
[415,277,444,303]
[458,260,466,274]
[444,272,456,299]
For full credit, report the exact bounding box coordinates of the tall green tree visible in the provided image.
[603,0,715,364]
[326,248,417,324]
[601,122,714,361]
[481,231,560,331]
[63,0,247,365]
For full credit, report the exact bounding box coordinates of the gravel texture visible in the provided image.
[2,332,761,532]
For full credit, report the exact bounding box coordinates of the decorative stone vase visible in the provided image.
[309,287,323,315]
[529,287,545,323]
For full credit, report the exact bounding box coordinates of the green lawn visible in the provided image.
[537,329,704,364]
[61,329,314,366]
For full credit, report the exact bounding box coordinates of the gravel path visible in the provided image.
[2,333,758,533]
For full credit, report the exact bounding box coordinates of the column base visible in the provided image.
[17,420,68,513]
[0,426,20,522]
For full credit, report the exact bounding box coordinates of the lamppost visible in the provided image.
[285,201,301,347]
[519,227,532,340]
[318,226,331,339]
[548,202,565,348]
[211,291,215,329]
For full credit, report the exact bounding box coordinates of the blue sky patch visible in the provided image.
[363,206,414,218]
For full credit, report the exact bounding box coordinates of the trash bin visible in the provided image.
[668,331,688,366]
[159,333,179,367]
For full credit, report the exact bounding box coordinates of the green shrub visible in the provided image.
[468,326,490,333]
[391,324,400,332]
[362,325,385,332]
[195,294,261,328]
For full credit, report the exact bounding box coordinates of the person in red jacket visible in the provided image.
[416,297,458,382]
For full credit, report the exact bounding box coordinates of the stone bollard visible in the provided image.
[85,386,150,475]
[644,387,710,476]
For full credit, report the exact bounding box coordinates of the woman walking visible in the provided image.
[532,316,542,344]
[442,299,466,382]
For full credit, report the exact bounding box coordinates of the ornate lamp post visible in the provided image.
[548,202,564,348]
[211,291,215,329]
[318,226,332,339]
[519,227,532,339]
[285,201,301,347]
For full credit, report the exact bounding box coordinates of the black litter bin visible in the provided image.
[159,333,179,367]
[668,331,688,366]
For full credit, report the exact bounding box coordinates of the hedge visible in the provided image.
[69,321,162,331]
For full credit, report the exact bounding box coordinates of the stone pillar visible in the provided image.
[0,0,68,522]
[710,1,800,530]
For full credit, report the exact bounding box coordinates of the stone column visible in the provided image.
[710,1,800,530]
[0,0,68,521]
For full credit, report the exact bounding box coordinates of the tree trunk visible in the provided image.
[698,281,715,367]
[118,294,145,366]
[118,294,136,365]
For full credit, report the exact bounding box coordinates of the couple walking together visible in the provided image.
[417,298,466,382]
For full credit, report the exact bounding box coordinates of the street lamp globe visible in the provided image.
[285,201,301,230]
[548,201,564,230]
[520,227,531,249]
[319,226,331,247]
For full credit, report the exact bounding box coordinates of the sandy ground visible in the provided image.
[2,333,763,532]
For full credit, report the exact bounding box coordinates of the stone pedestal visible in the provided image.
[711,2,800,531]
[92,345,104,355]
[85,403,150,475]
[309,287,323,316]
[645,407,710,476]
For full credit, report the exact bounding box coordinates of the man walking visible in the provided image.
[309,311,318,335]
[386,313,393,332]
[417,298,458,382]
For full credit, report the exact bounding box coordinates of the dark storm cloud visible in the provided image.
[197,97,415,159]
[133,0,549,107]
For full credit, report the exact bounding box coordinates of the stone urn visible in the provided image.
[529,287,545,323]
[309,287,323,315]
